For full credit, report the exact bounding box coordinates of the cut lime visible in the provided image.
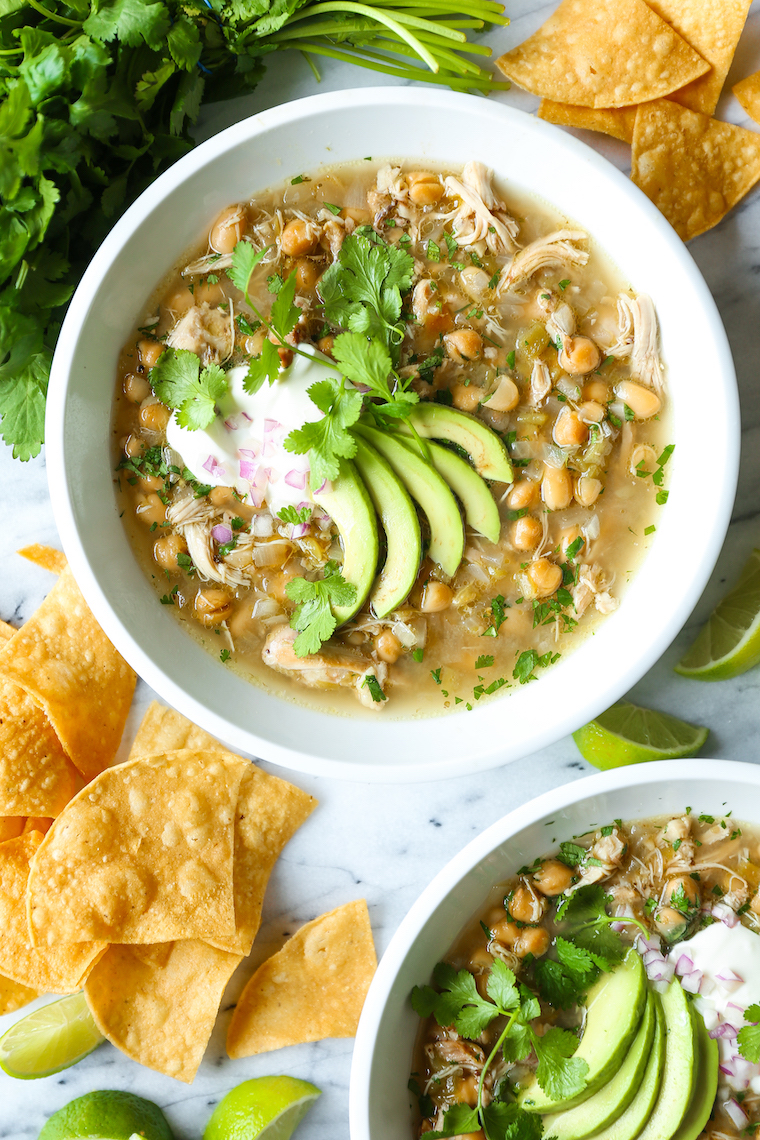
[676,548,760,680]
[38,1090,174,1140]
[203,1077,321,1140]
[0,991,103,1080]
[573,700,709,769]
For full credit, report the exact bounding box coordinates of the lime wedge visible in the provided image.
[676,548,760,680]
[0,991,103,1080]
[38,1090,174,1140]
[573,700,709,769]
[203,1077,321,1140]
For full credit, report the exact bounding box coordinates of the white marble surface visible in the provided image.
[2,3,760,1136]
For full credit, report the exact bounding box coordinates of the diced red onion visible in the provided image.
[675,954,694,977]
[264,418,282,434]
[292,523,310,538]
[284,469,308,490]
[635,933,662,954]
[610,921,626,932]
[720,1063,735,1077]
[698,1004,720,1030]
[239,445,260,459]
[267,467,281,483]
[249,489,265,508]
[224,416,239,432]
[724,1099,748,1128]
[262,439,277,458]
[297,500,312,512]
[709,1023,738,1041]
[353,383,371,393]
[643,949,665,967]
[716,970,744,992]
[646,959,675,983]
[680,970,702,994]
[723,1004,747,1028]
[712,903,740,929]
[241,411,253,422]
[731,1057,760,1087]
[315,479,332,496]
[202,455,226,479]
[239,459,257,482]
[211,524,233,544]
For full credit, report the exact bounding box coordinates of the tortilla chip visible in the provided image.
[0,566,136,782]
[0,673,79,817]
[496,0,709,109]
[0,621,15,643]
[17,545,68,575]
[0,818,26,842]
[85,940,242,1083]
[538,101,637,143]
[647,0,752,116]
[0,973,39,1015]
[0,833,105,992]
[23,816,52,834]
[129,704,317,956]
[734,70,760,126]
[631,98,760,241]
[27,750,245,947]
[226,900,376,1058]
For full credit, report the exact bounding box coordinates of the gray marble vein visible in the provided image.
[2,3,760,1134]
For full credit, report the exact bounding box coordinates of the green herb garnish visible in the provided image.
[285,560,357,657]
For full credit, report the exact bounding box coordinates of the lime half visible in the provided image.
[676,548,760,680]
[0,991,103,1080]
[38,1089,174,1140]
[573,700,709,769]
[203,1077,321,1140]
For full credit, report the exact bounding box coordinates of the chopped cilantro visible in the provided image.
[644,525,656,536]
[470,250,482,268]
[277,504,312,525]
[430,667,442,685]
[285,561,357,657]
[426,239,441,262]
[513,648,555,684]
[482,595,508,637]
[236,313,261,338]
[230,517,245,531]
[363,674,387,702]
[699,814,715,824]
[291,174,309,185]
[488,271,500,290]
[412,648,424,663]
[656,489,669,506]
[220,648,231,663]
[443,232,458,260]
[558,279,570,290]
[555,884,636,969]
[323,202,342,215]
[506,350,516,369]
[475,654,494,669]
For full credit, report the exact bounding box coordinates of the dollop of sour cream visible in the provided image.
[668,921,760,1094]
[166,345,337,516]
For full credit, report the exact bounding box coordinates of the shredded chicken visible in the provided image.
[167,302,233,366]
[575,826,626,887]
[184,523,249,588]
[166,495,215,529]
[444,161,519,255]
[261,625,388,710]
[572,563,617,617]
[604,294,664,393]
[434,1037,485,1072]
[497,230,589,294]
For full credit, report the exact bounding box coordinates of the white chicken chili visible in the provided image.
[410,811,760,1140]
[112,159,671,716]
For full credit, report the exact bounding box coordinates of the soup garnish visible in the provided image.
[113,161,670,714]
[410,810,760,1140]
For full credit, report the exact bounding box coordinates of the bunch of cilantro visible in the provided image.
[0,0,507,461]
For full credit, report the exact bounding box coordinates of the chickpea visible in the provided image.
[511,515,543,551]
[137,339,164,370]
[457,1133,485,1140]
[122,434,144,459]
[139,401,171,433]
[280,218,318,258]
[527,558,563,598]
[507,480,537,511]
[653,906,689,942]
[317,334,335,357]
[209,485,238,508]
[575,476,602,507]
[154,532,188,571]
[407,171,444,206]
[492,919,520,947]
[578,400,605,423]
[193,279,224,306]
[451,382,482,412]
[614,381,661,420]
[558,335,601,375]
[162,285,195,317]
[138,473,165,493]
[559,526,583,560]
[295,259,320,292]
[541,464,573,511]
[470,946,494,969]
[484,376,520,413]
[228,604,258,641]
[340,206,372,225]
[457,1075,479,1107]
[514,926,551,959]
[444,328,483,364]
[421,581,453,612]
[583,379,609,403]
[532,859,574,896]
[553,407,588,447]
[135,492,167,527]
[375,630,402,664]
[265,570,298,604]
[123,372,151,403]
[662,875,699,913]
[210,204,246,255]
[508,885,546,924]
[194,588,233,627]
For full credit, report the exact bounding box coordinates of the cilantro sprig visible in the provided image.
[228,242,304,395]
[411,960,588,1139]
[738,1005,760,1063]
[319,230,414,356]
[285,560,357,657]
[555,885,645,968]
[149,349,226,430]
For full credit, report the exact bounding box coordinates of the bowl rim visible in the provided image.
[348,758,760,1137]
[45,86,740,782]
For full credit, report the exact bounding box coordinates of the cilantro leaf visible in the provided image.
[534,937,599,1010]
[486,959,520,1012]
[363,674,387,703]
[277,505,311,525]
[555,885,625,970]
[533,1026,588,1102]
[228,240,269,298]
[244,339,280,394]
[284,379,361,486]
[319,232,414,353]
[150,348,226,430]
[431,962,501,1039]
[83,0,170,51]
[481,1102,543,1140]
[426,1103,480,1138]
[269,269,300,340]
[285,560,357,657]
[501,1019,532,1064]
[738,1005,760,1063]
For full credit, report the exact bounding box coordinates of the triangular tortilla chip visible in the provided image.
[0,973,39,1015]
[0,818,25,843]
[0,621,15,642]
[0,673,78,817]
[27,751,246,947]
[538,101,637,143]
[226,900,376,1058]
[734,70,760,126]
[0,567,136,781]
[497,0,709,108]
[17,545,68,575]
[129,704,317,956]
[631,98,760,240]
[85,940,242,1083]
[0,833,105,992]
[647,0,752,116]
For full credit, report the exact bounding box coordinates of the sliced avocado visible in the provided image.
[635,979,698,1140]
[542,990,657,1140]
[310,458,378,624]
[668,1006,719,1140]
[355,425,465,578]
[397,437,501,545]
[520,948,647,1114]
[590,992,666,1140]
[353,437,422,618]
[397,402,513,484]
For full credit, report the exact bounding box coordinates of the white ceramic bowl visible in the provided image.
[349,759,760,1139]
[46,88,739,782]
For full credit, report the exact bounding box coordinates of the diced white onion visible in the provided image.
[724,1099,748,1128]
